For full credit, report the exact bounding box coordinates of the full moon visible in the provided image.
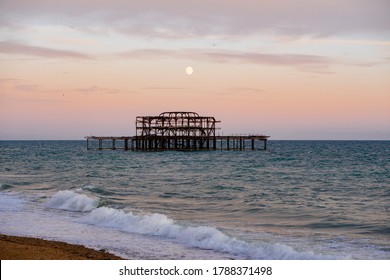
[185,66,193,75]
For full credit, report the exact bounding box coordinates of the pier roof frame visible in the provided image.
[136,111,220,137]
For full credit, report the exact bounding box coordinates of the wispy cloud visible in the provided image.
[0,78,39,93]
[225,87,263,95]
[201,51,330,67]
[0,78,28,84]
[71,86,121,95]
[313,38,390,47]
[119,48,332,71]
[0,41,93,59]
[142,87,188,91]
[1,0,389,39]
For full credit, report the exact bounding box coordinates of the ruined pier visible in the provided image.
[85,112,269,151]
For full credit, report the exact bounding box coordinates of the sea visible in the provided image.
[0,140,389,259]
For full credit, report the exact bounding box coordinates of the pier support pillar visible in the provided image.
[227,137,230,150]
[124,139,128,151]
[112,139,116,150]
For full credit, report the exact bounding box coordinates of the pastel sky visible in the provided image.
[0,0,389,140]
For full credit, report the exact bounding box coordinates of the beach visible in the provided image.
[0,234,123,260]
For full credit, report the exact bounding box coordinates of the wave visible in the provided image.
[0,183,15,190]
[0,192,26,211]
[44,190,335,259]
[45,190,98,212]
[81,184,116,196]
[82,206,333,260]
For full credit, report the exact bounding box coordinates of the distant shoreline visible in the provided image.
[0,234,123,260]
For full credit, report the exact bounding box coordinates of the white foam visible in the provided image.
[45,190,98,212]
[1,191,339,259]
[0,192,26,211]
[82,206,331,259]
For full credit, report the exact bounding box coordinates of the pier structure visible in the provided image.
[85,111,269,151]
[135,111,219,150]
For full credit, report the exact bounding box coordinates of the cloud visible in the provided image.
[0,78,40,93]
[0,78,27,84]
[225,87,263,94]
[119,48,332,71]
[123,49,178,59]
[13,83,39,92]
[211,87,264,96]
[202,51,330,67]
[1,0,389,39]
[142,87,188,91]
[0,41,93,59]
[71,86,120,95]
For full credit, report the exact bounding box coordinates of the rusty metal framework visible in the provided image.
[85,111,270,151]
[136,111,219,137]
[135,111,220,150]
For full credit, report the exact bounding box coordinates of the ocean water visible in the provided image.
[0,140,389,259]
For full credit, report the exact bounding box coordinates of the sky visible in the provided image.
[0,0,389,140]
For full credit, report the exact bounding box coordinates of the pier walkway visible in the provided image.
[85,135,269,151]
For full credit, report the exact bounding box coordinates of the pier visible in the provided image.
[85,112,269,151]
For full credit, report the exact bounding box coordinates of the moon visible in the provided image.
[185,66,193,75]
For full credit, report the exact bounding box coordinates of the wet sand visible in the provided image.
[0,234,123,260]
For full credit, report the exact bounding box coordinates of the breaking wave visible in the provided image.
[82,207,333,260]
[45,190,98,212]
[44,190,336,259]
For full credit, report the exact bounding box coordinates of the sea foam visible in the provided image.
[82,206,331,260]
[44,191,333,259]
[0,192,25,211]
[45,190,98,212]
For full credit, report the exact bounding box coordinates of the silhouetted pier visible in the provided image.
[85,112,269,151]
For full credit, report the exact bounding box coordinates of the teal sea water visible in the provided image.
[0,140,389,259]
